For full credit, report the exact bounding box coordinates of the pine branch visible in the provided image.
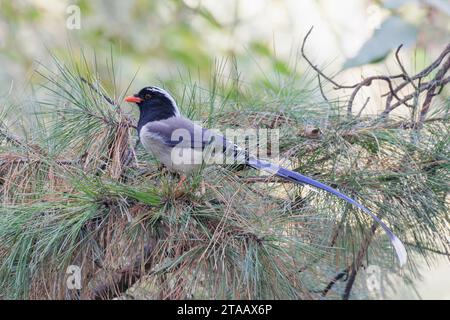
[0,126,24,147]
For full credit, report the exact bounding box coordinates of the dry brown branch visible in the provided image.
[419,55,450,125]
[301,27,450,124]
[90,241,157,300]
[301,27,407,116]
[342,220,380,300]
[395,45,417,91]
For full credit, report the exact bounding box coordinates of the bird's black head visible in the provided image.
[125,86,180,132]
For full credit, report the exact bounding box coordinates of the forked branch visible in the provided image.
[301,27,450,126]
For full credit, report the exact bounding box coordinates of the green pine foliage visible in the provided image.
[0,51,448,299]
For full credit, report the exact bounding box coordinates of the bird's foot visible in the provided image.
[176,175,187,189]
[173,175,187,198]
[200,180,206,195]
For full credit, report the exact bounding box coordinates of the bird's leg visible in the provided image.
[172,175,187,199]
[193,179,207,197]
[200,180,206,195]
[176,175,187,189]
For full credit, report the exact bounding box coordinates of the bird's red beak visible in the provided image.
[125,96,143,103]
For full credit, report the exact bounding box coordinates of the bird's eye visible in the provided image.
[144,94,152,100]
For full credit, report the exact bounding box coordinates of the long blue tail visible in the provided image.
[248,158,407,266]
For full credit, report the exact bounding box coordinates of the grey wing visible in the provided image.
[143,117,228,151]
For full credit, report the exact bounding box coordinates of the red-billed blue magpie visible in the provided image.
[125,86,407,266]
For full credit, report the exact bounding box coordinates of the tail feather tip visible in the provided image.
[392,236,407,267]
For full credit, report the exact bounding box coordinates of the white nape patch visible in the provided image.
[145,86,181,116]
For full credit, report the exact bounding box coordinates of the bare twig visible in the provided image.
[342,221,380,300]
[395,45,417,91]
[419,56,450,125]
[356,97,371,118]
[382,44,450,118]
[301,27,450,123]
[347,76,404,115]
[381,77,450,116]
[301,27,406,116]
[301,27,362,90]
[317,74,329,102]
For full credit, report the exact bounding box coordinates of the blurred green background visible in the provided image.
[0,0,449,299]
